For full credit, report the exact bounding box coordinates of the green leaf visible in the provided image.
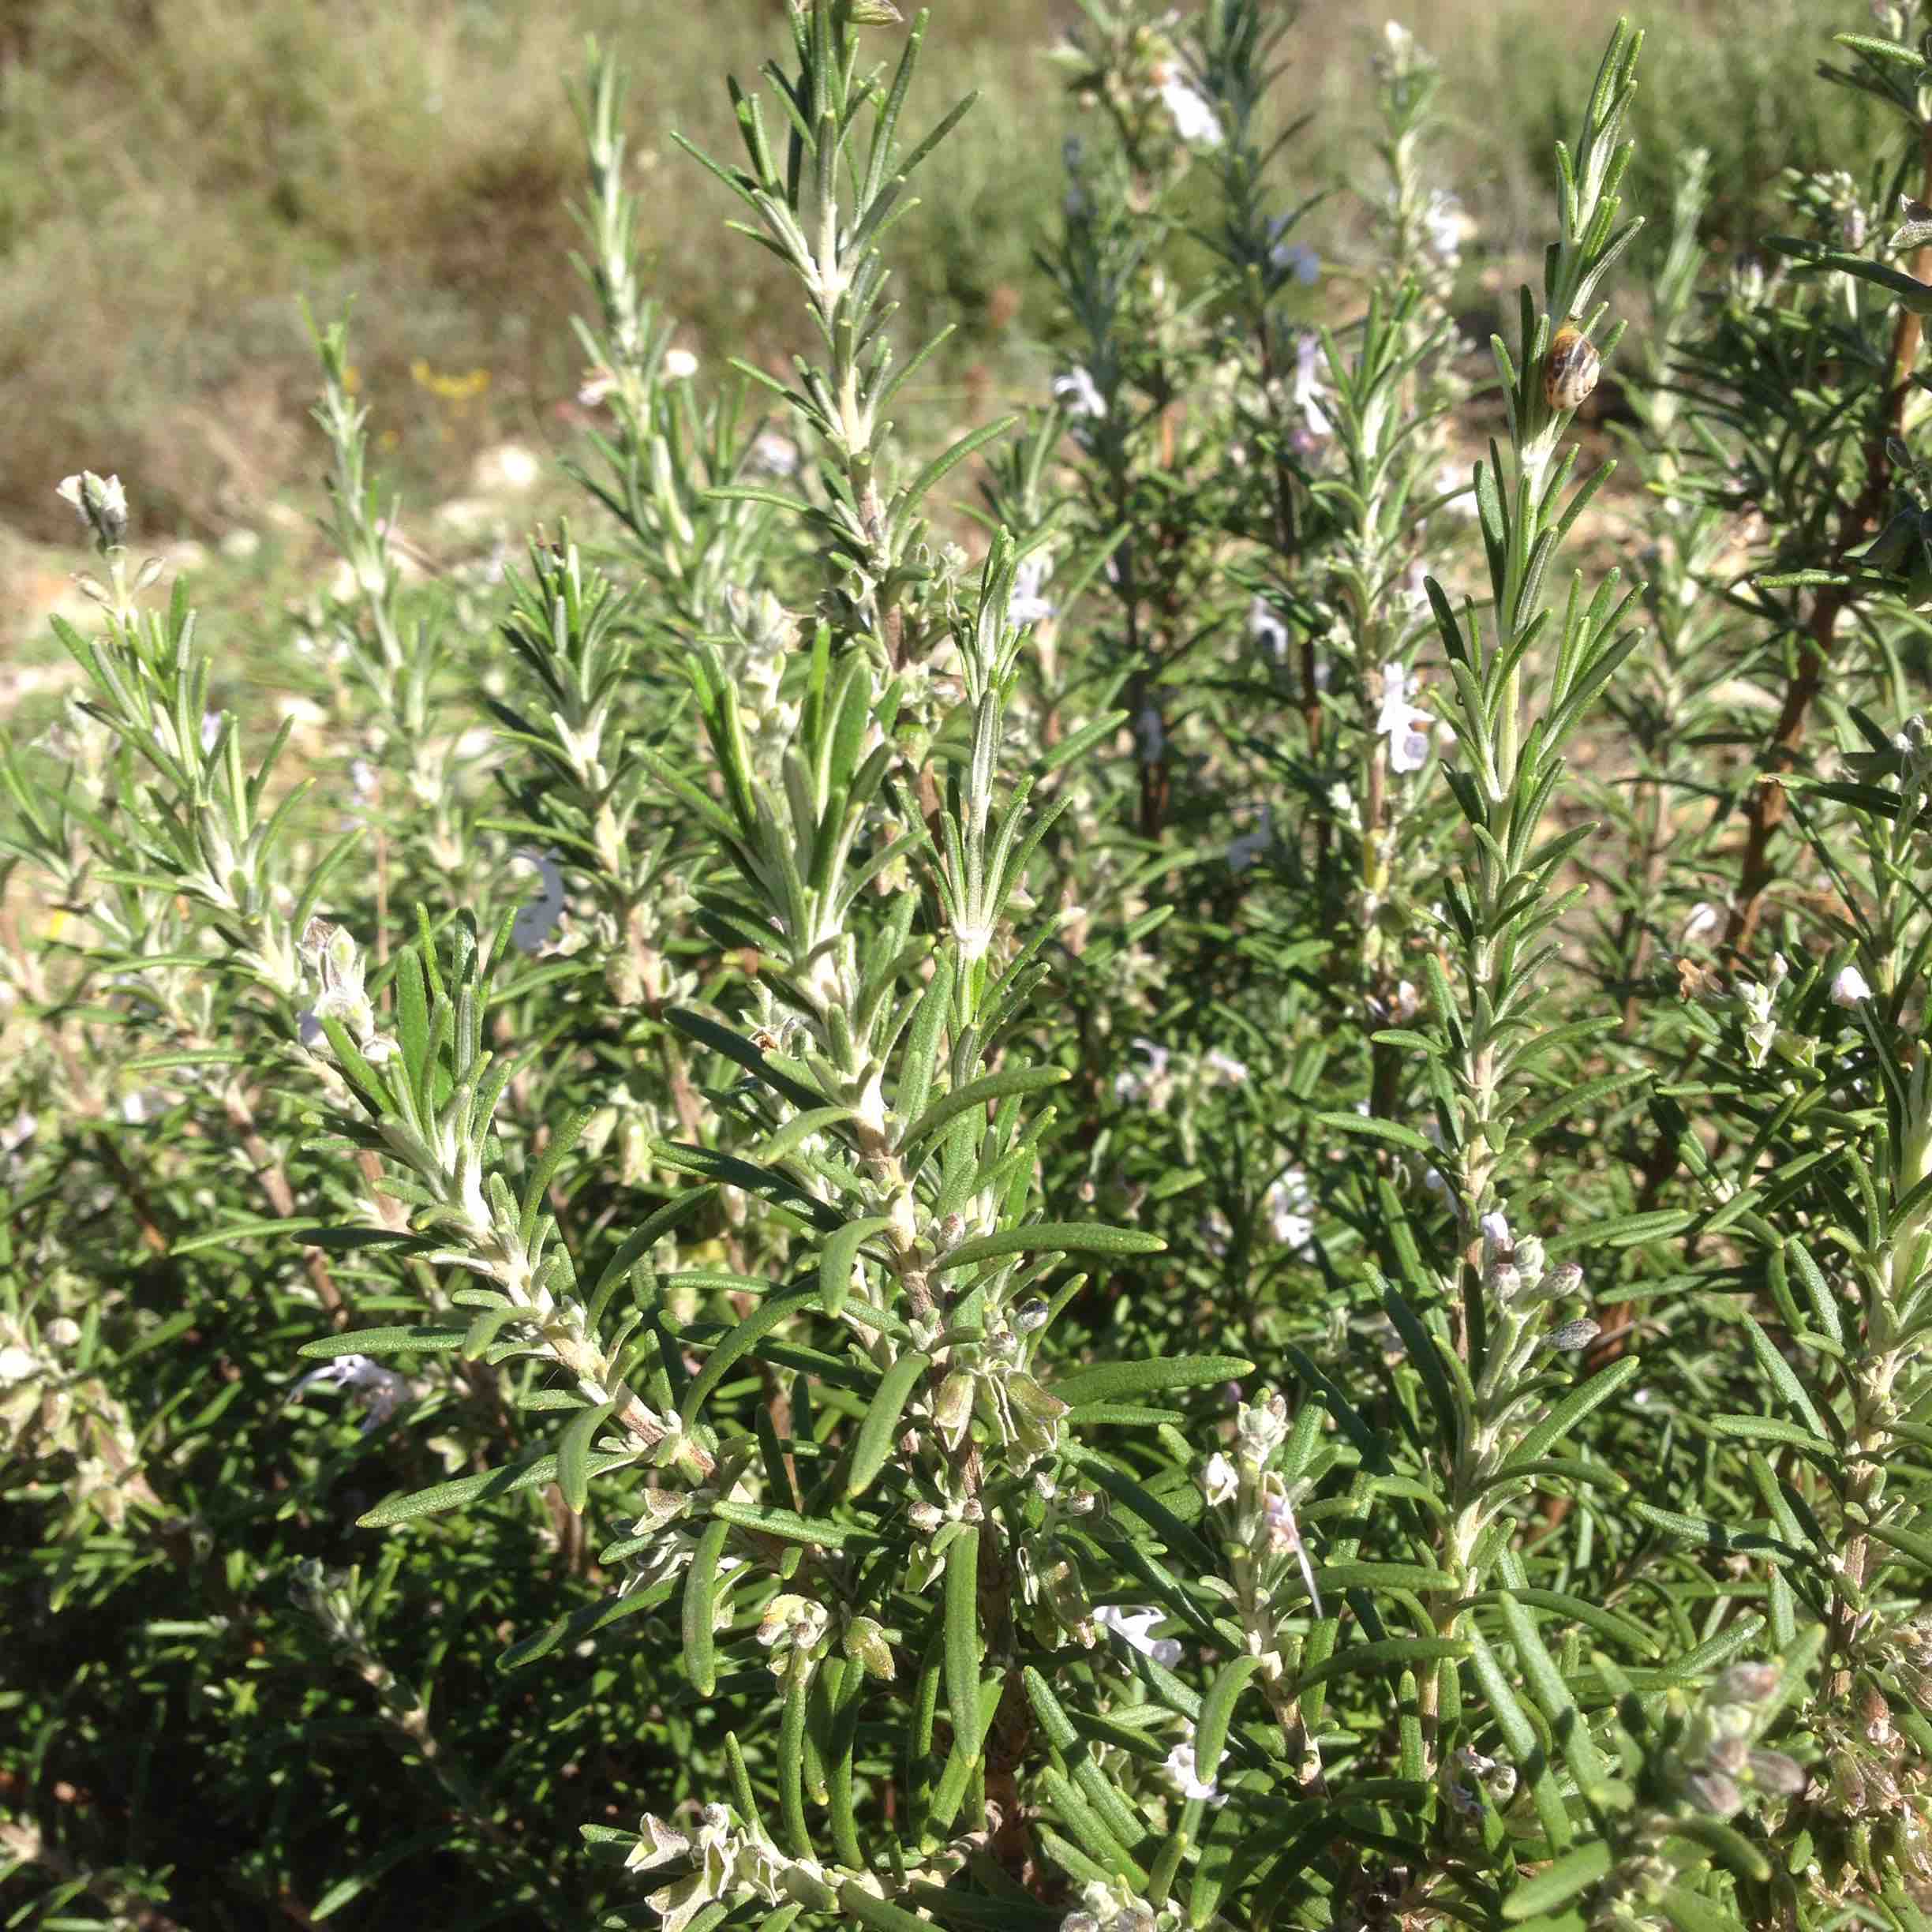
[356,1449,635,1528]
[711,1499,862,1548]
[820,1214,890,1318]
[1656,1883,1746,1932]
[846,1350,930,1499]
[683,1515,734,1696]
[680,1285,820,1429]
[900,1064,1069,1149]
[935,1222,1166,1272]
[1504,1356,1641,1470]
[1312,1109,1435,1155]
[557,1399,617,1515]
[1054,1354,1252,1407]
[1466,1623,1574,1850]
[1194,1655,1263,1795]
[837,1884,942,1932]
[945,1526,982,1765]
[1504,1844,1612,1919]
[297,1327,473,1359]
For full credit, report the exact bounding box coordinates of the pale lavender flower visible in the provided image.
[511,850,567,954]
[1114,1039,1171,1106]
[1291,334,1333,444]
[1376,662,1433,773]
[1158,70,1222,147]
[1199,1452,1237,1507]
[1163,1738,1226,1804]
[1053,367,1106,420]
[293,1353,408,1430]
[1095,1603,1182,1665]
[1421,190,1466,267]
[751,430,802,477]
[1226,807,1273,873]
[1009,553,1056,627]
[1264,1169,1314,1250]
[1249,594,1290,662]
[1679,901,1721,946]
[1269,226,1320,283]
[57,471,128,548]
[1832,964,1873,1006]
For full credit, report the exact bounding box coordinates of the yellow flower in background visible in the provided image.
[410,359,491,404]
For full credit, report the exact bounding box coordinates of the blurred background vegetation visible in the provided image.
[0,0,1881,559]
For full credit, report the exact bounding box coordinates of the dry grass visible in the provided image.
[0,0,1879,550]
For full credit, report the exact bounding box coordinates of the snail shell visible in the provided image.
[1544,322,1601,413]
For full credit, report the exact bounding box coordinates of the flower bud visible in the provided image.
[844,1614,897,1681]
[1683,1768,1743,1818]
[1714,1663,1779,1706]
[1008,1372,1069,1424]
[1200,1451,1238,1507]
[933,1372,975,1450]
[57,471,129,549]
[1547,1318,1601,1352]
[1747,1748,1806,1796]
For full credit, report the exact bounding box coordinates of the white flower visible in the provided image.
[1114,1038,1173,1107]
[57,471,129,547]
[751,429,801,477]
[1421,190,1466,267]
[1680,901,1722,946]
[1291,333,1333,443]
[293,1353,408,1429]
[1095,1603,1182,1666]
[1377,19,1419,77]
[661,347,699,380]
[1435,462,1478,519]
[1832,964,1873,1006]
[1367,979,1420,1025]
[1249,594,1290,663]
[1204,1049,1249,1087]
[1376,662,1433,774]
[200,710,223,754]
[1262,1485,1323,1614]
[0,1344,41,1387]
[1264,1169,1314,1250]
[1200,1452,1238,1507]
[1053,367,1106,420]
[577,365,619,408]
[511,849,567,954]
[1163,1739,1226,1805]
[1157,70,1222,147]
[1009,552,1056,627]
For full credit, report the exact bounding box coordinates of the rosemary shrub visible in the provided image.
[11,4,1932,1930]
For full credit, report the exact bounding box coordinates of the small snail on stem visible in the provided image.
[1543,320,1601,414]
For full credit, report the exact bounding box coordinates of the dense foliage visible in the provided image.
[9,3,1932,1927]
